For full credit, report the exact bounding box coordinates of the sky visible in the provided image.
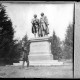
[3,3,74,41]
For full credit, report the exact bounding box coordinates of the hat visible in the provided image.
[41,12,44,16]
[34,14,37,18]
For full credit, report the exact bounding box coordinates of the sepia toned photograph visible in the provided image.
[0,1,74,78]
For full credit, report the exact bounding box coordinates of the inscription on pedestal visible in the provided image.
[30,41,51,53]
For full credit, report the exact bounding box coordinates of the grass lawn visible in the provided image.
[0,61,73,78]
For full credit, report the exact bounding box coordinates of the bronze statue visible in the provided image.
[39,12,49,37]
[31,13,49,38]
[31,14,39,37]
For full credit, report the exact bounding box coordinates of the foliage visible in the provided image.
[0,4,14,59]
[63,24,73,59]
[12,34,30,61]
[51,31,62,60]
[22,34,30,54]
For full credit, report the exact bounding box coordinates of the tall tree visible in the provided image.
[63,24,73,59]
[22,34,30,53]
[51,31,62,60]
[0,4,14,59]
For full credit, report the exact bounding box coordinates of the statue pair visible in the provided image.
[31,12,49,38]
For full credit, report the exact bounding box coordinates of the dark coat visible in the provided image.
[22,47,28,61]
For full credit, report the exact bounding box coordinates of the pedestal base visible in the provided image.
[28,37,63,66]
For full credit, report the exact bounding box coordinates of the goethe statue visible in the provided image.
[31,12,49,38]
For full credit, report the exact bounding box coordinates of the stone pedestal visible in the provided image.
[28,36,63,66]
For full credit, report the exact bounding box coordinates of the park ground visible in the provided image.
[0,59,73,78]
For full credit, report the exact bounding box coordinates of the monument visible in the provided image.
[29,13,63,66]
[28,36,63,66]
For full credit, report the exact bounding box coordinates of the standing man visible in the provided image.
[22,42,29,68]
[31,14,40,37]
[40,12,49,37]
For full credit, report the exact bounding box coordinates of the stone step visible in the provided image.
[29,60,63,66]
